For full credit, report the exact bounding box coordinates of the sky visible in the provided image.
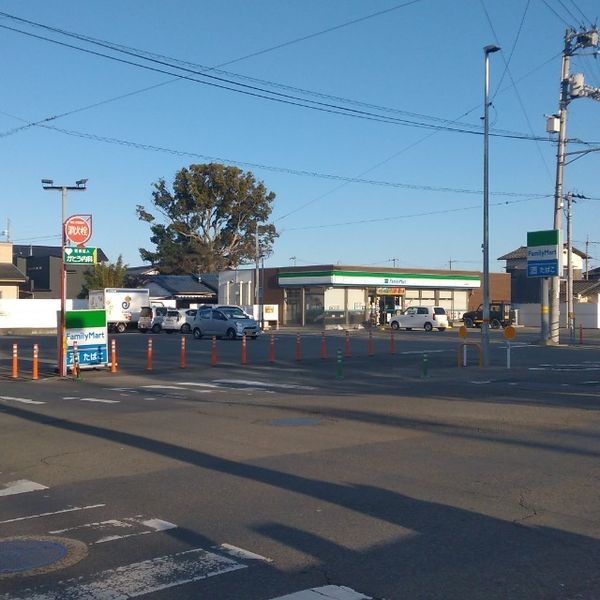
[1,0,599,274]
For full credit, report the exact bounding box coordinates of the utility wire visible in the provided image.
[556,0,585,25]
[541,0,574,26]
[565,0,592,25]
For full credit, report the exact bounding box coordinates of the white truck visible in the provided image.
[88,288,150,333]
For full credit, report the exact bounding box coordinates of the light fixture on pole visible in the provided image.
[482,44,500,367]
[42,178,88,377]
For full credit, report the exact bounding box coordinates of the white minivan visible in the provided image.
[390,306,448,332]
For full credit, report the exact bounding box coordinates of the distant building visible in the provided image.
[0,242,27,299]
[13,245,109,299]
[144,274,218,307]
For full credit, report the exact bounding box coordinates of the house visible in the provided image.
[13,245,108,299]
[0,242,27,298]
[144,274,218,307]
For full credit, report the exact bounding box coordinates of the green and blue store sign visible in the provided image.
[65,309,108,368]
[277,270,480,289]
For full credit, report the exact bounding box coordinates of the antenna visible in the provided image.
[1,218,10,242]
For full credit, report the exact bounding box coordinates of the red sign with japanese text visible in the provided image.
[64,215,92,246]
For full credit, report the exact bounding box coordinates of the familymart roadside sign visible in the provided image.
[527,229,560,278]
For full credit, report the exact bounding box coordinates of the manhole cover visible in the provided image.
[270,417,322,427]
[0,536,87,579]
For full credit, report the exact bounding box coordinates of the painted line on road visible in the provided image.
[0,480,48,497]
[178,382,222,389]
[49,516,176,545]
[270,586,371,600]
[5,547,246,599]
[141,385,184,390]
[0,504,105,525]
[79,398,120,404]
[218,543,273,562]
[0,395,45,405]
[399,349,447,355]
[213,379,316,390]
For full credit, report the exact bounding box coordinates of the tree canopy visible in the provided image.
[136,163,277,273]
[79,254,128,297]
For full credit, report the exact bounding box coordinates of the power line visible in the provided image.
[556,0,585,25]
[541,0,574,26]
[565,0,593,25]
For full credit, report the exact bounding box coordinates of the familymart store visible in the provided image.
[278,267,480,327]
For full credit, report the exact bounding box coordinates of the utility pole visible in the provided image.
[585,236,589,279]
[391,257,398,268]
[566,192,574,342]
[254,223,260,308]
[549,27,599,344]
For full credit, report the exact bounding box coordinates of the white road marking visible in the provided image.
[79,398,120,404]
[218,543,273,562]
[470,380,492,385]
[49,516,177,545]
[0,395,45,405]
[5,547,245,599]
[141,385,184,390]
[213,379,315,390]
[178,382,222,388]
[62,396,79,400]
[0,480,48,497]
[270,586,371,600]
[399,349,447,355]
[0,503,105,524]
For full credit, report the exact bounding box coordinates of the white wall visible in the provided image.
[514,299,600,328]
[0,299,88,329]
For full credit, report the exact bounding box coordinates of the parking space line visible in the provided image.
[0,480,48,497]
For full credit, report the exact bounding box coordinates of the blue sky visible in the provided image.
[1,0,599,273]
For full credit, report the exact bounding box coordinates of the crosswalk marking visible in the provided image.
[3,547,246,600]
[0,503,105,525]
[218,543,272,562]
[48,516,177,545]
[213,379,316,390]
[79,397,120,404]
[0,479,48,497]
[270,586,371,600]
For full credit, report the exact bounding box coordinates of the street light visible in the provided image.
[482,44,500,367]
[42,178,88,377]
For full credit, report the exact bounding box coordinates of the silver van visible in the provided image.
[192,307,260,340]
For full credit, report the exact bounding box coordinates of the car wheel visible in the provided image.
[464,317,474,328]
[181,323,191,334]
[192,328,202,340]
[424,322,433,332]
[437,327,446,332]
[115,322,126,334]
[391,321,399,330]
[225,328,237,340]
[491,319,501,329]
[151,324,161,333]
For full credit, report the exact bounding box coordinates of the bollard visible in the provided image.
[336,349,344,379]
[110,339,117,373]
[368,330,374,356]
[579,324,583,345]
[32,344,39,381]
[268,334,276,363]
[72,340,80,378]
[295,334,302,362]
[211,336,218,367]
[390,331,395,354]
[344,331,351,358]
[506,341,511,370]
[320,332,328,360]
[147,338,153,370]
[241,334,247,365]
[179,336,186,369]
[12,343,18,379]
[421,353,429,378]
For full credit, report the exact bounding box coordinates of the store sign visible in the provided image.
[375,287,406,295]
[65,309,108,368]
[527,230,560,278]
[64,247,97,264]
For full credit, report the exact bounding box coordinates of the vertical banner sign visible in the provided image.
[65,309,108,369]
[527,230,561,277]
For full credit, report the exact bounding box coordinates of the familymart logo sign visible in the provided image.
[527,229,560,278]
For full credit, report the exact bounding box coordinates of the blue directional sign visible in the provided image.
[527,260,559,277]
[527,230,560,279]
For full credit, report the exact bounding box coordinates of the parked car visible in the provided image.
[161,309,188,333]
[138,305,169,333]
[390,306,448,332]
[192,307,260,340]
[462,302,514,329]
[181,309,197,333]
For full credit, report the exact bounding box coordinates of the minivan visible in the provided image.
[390,306,448,332]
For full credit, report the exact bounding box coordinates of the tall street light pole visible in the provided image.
[42,178,88,377]
[482,44,500,368]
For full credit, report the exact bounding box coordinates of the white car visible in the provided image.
[390,306,448,332]
[161,309,188,333]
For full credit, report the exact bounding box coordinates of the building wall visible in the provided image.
[0,284,19,299]
[0,242,12,262]
[467,273,511,309]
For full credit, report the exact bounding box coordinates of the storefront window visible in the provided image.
[305,288,325,325]
[284,288,302,325]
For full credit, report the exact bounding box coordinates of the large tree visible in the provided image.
[136,163,277,273]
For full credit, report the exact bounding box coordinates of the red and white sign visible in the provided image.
[64,215,92,246]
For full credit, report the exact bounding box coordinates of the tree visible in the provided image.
[136,163,277,273]
[79,255,128,297]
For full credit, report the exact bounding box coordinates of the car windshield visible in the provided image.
[220,308,249,319]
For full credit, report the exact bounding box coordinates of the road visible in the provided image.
[1,328,599,599]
